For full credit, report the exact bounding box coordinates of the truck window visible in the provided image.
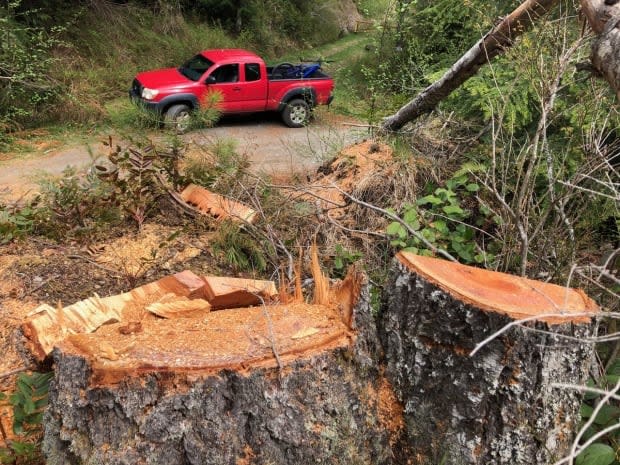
[210,64,239,83]
[179,54,214,82]
[245,63,260,82]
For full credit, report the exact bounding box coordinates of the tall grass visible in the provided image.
[49,4,237,125]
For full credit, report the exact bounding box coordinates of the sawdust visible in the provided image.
[95,224,203,277]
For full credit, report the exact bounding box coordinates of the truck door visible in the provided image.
[202,63,244,112]
[202,63,268,113]
[239,63,268,112]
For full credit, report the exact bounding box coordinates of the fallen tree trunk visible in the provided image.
[380,0,560,133]
[380,252,599,465]
[581,0,620,97]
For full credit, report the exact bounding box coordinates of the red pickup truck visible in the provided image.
[130,49,334,130]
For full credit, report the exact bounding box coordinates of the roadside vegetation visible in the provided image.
[0,0,618,464]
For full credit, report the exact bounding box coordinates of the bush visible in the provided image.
[0,1,66,130]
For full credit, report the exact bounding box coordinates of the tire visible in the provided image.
[164,104,192,134]
[281,99,310,128]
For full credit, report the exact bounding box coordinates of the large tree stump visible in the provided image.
[380,252,599,465]
[42,271,404,465]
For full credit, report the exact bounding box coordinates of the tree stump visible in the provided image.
[380,252,599,465]
[42,271,404,465]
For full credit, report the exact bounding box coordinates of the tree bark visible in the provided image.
[581,0,620,97]
[380,0,560,133]
[379,252,598,465]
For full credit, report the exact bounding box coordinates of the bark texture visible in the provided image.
[380,257,597,465]
[42,285,403,465]
[380,0,560,132]
[582,0,620,97]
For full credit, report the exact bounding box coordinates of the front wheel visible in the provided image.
[281,99,310,128]
[164,104,192,134]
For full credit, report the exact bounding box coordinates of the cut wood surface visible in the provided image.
[396,251,599,324]
[145,295,211,319]
[180,183,258,223]
[58,302,351,385]
[21,270,207,361]
[200,276,278,309]
[27,256,600,465]
[381,253,599,465]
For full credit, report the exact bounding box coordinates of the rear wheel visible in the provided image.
[281,99,310,128]
[165,104,192,133]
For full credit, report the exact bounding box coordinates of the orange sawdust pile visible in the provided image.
[95,224,203,277]
[302,140,396,220]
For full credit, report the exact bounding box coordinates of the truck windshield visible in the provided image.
[178,55,214,82]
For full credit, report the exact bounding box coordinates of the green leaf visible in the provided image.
[465,183,479,192]
[442,205,464,216]
[386,222,403,236]
[417,195,442,206]
[581,404,594,418]
[575,443,616,465]
[431,220,449,234]
[593,404,620,426]
[403,247,419,254]
[403,209,417,224]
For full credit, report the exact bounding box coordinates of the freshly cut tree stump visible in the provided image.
[380,252,599,465]
[42,270,402,465]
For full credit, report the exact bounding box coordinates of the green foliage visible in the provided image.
[192,0,343,53]
[386,173,496,264]
[0,1,67,130]
[211,221,267,272]
[107,100,162,131]
[439,57,539,131]
[332,244,362,278]
[0,206,36,244]
[0,372,52,464]
[96,141,183,229]
[578,350,620,465]
[36,166,121,238]
[576,444,617,465]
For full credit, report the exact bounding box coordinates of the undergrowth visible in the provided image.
[0,372,52,465]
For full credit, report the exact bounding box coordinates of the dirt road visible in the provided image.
[0,112,364,201]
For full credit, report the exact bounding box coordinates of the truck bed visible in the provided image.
[266,66,331,81]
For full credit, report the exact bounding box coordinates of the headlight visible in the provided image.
[141,87,159,100]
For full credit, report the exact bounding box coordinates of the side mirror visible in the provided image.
[206,75,216,85]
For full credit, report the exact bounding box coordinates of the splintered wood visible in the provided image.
[200,276,278,309]
[180,184,258,224]
[21,271,279,361]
